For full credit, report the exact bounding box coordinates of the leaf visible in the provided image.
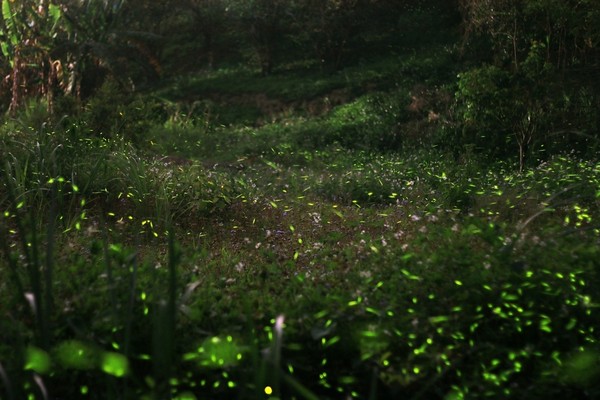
[462,224,482,235]
[24,346,51,374]
[262,158,280,171]
[48,3,62,33]
[282,371,320,400]
[1,0,12,28]
[1,41,9,58]
[332,209,344,219]
[1,0,18,45]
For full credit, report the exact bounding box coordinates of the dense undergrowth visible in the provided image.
[1,4,600,399]
[1,92,599,399]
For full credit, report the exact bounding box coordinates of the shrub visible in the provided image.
[452,52,600,171]
[296,91,409,152]
[78,80,165,145]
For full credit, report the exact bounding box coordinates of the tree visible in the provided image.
[183,0,228,69]
[1,0,63,113]
[458,0,600,71]
[58,0,162,99]
[226,0,293,75]
[454,0,600,170]
[294,0,366,71]
[0,0,162,113]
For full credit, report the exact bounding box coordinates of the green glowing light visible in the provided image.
[101,352,129,377]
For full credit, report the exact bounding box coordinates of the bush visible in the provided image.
[451,51,600,170]
[78,80,165,145]
[292,91,410,152]
[452,65,514,157]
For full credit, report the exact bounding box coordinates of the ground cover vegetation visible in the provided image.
[1,0,599,399]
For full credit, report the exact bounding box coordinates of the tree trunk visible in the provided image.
[9,49,22,116]
[517,130,526,173]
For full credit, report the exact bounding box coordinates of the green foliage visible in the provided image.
[78,79,165,143]
[323,92,408,151]
[226,0,295,75]
[0,0,65,112]
[293,0,367,71]
[2,2,600,399]
[2,133,600,398]
[452,0,600,169]
[453,65,513,154]
[0,101,237,237]
[459,0,600,71]
[452,58,600,170]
